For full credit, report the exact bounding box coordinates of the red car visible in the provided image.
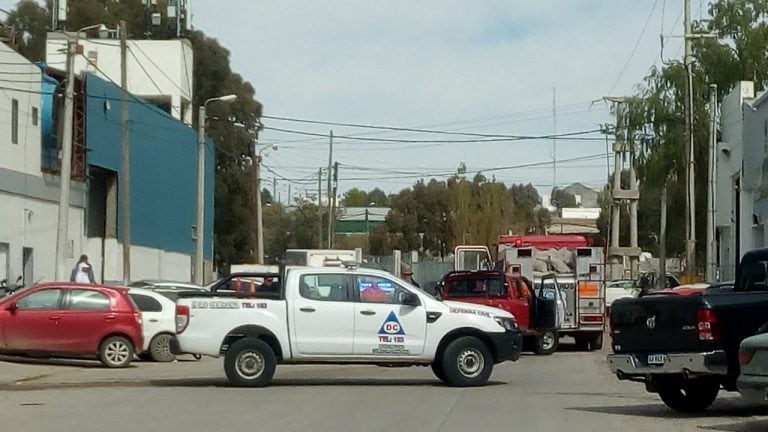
[0,283,143,368]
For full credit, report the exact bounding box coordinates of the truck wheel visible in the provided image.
[440,336,494,387]
[431,362,448,383]
[589,333,604,351]
[657,378,719,412]
[224,338,277,387]
[533,330,558,355]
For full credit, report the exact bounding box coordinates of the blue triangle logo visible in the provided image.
[378,310,406,335]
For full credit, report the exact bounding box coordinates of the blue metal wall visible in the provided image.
[84,74,214,259]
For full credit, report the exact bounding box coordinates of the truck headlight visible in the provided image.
[495,317,518,331]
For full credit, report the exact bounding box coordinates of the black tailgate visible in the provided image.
[610,294,716,353]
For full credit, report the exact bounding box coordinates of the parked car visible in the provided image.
[738,332,768,404]
[128,288,178,362]
[436,270,559,355]
[605,279,639,311]
[128,280,206,301]
[608,248,768,412]
[0,283,143,368]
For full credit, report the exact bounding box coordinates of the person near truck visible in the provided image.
[70,255,96,284]
[401,265,420,288]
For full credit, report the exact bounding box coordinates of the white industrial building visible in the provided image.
[0,42,86,286]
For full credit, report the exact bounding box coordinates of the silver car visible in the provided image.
[738,332,768,404]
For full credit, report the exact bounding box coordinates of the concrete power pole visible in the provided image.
[317,167,323,248]
[119,20,131,284]
[659,181,668,289]
[683,0,697,279]
[330,162,339,248]
[327,131,334,248]
[255,156,264,264]
[54,39,77,281]
[552,87,557,188]
[706,84,718,281]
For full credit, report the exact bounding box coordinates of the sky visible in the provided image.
[2,0,694,204]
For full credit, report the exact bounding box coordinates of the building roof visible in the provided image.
[337,207,390,222]
[562,182,598,195]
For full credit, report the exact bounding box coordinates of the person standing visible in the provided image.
[401,265,420,288]
[70,255,96,284]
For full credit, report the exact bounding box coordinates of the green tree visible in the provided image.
[5,1,49,61]
[550,187,577,211]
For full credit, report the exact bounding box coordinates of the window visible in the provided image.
[129,293,163,312]
[31,107,38,126]
[17,289,62,310]
[11,98,18,144]
[356,275,412,304]
[69,289,111,311]
[299,274,350,301]
[446,277,503,298]
[740,256,768,291]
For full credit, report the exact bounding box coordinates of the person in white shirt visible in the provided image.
[70,255,96,284]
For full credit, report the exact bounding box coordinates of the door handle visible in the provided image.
[360,310,376,316]
[104,314,116,321]
[299,307,316,313]
[149,318,159,323]
[49,316,60,321]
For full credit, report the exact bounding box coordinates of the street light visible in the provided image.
[195,94,237,285]
[256,143,278,264]
[54,23,113,281]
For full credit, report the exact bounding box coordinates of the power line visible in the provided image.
[262,125,605,144]
[608,0,660,94]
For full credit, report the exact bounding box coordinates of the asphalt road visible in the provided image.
[1,344,767,432]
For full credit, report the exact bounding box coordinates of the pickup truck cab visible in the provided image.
[172,264,523,387]
[437,270,560,355]
[608,248,768,412]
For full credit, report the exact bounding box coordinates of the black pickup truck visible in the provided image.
[608,248,768,412]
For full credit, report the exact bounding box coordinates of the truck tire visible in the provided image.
[224,338,277,387]
[657,378,719,412]
[431,362,448,383]
[589,333,604,351]
[533,330,558,355]
[439,336,494,387]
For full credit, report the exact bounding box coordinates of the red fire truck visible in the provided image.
[454,234,606,351]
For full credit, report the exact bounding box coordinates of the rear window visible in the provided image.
[129,293,163,312]
[69,289,111,311]
[740,255,768,291]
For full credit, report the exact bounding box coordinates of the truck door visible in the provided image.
[454,246,493,271]
[351,274,426,357]
[291,272,355,356]
[532,275,559,330]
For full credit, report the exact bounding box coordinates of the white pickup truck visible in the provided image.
[171,265,523,387]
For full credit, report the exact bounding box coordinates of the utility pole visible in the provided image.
[255,156,264,264]
[330,162,339,248]
[327,131,334,248]
[317,167,323,248]
[552,87,557,188]
[659,181,668,289]
[119,20,131,284]
[55,38,77,281]
[706,84,718,282]
[272,177,277,203]
[683,0,697,279]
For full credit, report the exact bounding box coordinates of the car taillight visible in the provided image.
[697,309,720,341]
[739,348,756,365]
[176,305,190,334]
[133,311,142,325]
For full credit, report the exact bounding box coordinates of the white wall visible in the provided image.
[0,193,85,285]
[0,43,42,175]
[84,238,195,284]
[46,34,194,124]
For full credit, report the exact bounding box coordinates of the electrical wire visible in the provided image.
[608,0,660,94]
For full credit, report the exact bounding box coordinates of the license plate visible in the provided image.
[647,354,667,365]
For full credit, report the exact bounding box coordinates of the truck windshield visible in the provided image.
[446,277,505,297]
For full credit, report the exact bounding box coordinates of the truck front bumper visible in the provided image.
[607,350,728,378]
[488,330,523,363]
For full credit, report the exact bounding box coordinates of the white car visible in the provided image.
[171,265,523,387]
[606,279,640,310]
[128,288,178,362]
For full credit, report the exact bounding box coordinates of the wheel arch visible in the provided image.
[435,327,497,363]
[99,332,139,353]
[220,325,284,360]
